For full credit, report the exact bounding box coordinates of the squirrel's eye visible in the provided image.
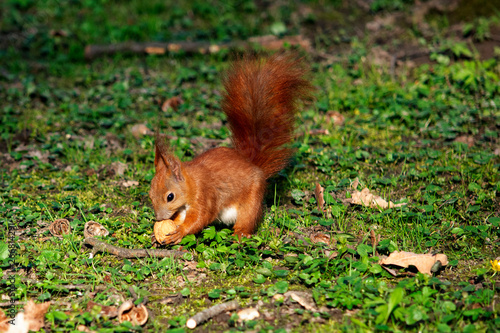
[167,193,174,202]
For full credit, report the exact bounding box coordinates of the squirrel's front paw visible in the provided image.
[154,219,184,245]
[160,229,185,245]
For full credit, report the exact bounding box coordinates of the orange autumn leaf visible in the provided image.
[314,182,325,210]
[347,187,406,210]
[161,96,183,112]
[380,251,448,275]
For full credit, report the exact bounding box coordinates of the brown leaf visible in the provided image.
[310,232,330,245]
[454,135,475,147]
[24,300,51,331]
[347,187,406,210]
[49,219,71,238]
[121,180,139,188]
[0,309,11,332]
[284,291,317,311]
[86,301,118,318]
[370,229,380,249]
[307,129,329,136]
[327,251,339,259]
[314,183,325,210]
[161,96,183,112]
[130,124,152,139]
[84,221,109,239]
[351,178,359,190]
[326,111,345,127]
[76,324,97,332]
[379,251,448,275]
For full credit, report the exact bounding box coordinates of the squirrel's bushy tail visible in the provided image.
[222,54,312,178]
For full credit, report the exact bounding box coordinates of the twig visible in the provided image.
[381,265,398,277]
[1,276,103,291]
[84,238,193,259]
[186,300,239,329]
[128,286,149,305]
[157,293,183,305]
[84,35,311,60]
[128,286,138,301]
[0,301,25,307]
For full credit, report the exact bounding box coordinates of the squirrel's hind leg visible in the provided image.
[233,181,266,238]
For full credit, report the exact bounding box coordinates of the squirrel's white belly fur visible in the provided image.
[177,205,237,226]
[219,207,238,225]
[177,205,188,223]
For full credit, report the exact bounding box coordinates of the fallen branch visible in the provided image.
[1,276,108,292]
[84,35,310,60]
[84,238,193,259]
[186,300,239,329]
[0,301,25,307]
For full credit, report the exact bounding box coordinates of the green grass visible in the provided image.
[1,1,500,332]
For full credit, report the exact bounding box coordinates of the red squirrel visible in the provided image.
[149,54,312,244]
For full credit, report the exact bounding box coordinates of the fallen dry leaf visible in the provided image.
[379,251,448,275]
[370,229,380,249]
[307,129,329,136]
[1,309,11,332]
[49,219,71,238]
[84,221,109,239]
[326,111,345,126]
[23,300,50,331]
[346,188,406,210]
[314,183,325,210]
[310,232,330,245]
[6,300,51,333]
[76,325,97,333]
[284,291,317,311]
[161,96,183,112]
[351,178,359,190]
[454,135,475,147]
[130,124,152,138]
[237,308,260,322]
[121,180,139,188]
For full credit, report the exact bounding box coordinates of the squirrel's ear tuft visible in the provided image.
[154,134,170,169]
[166,155,184,182]
[154,142,164,168]
[154,137,184,182]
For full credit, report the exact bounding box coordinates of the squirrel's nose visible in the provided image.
[155,208,171,221]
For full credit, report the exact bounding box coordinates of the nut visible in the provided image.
[154,219,177,243]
